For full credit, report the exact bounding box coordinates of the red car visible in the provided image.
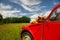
[21,4,60,40]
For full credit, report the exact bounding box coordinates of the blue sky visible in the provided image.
[0,0,60,21]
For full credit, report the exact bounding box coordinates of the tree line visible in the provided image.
[0,14,31,24]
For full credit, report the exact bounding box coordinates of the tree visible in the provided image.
[19,16,31,23]
[3,16,31,23]
[0,14,3,23]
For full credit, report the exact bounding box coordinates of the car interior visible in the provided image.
[50,8,60,21]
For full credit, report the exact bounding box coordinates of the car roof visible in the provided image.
[47,4,60,20]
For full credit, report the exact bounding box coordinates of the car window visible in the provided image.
[50,8,60,21]
[56,15,60,20]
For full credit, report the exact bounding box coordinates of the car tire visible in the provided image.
[21,32,34,40]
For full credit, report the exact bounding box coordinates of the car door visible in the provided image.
[44,7,60,40]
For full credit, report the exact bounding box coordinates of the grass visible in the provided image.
[0,23,29,40]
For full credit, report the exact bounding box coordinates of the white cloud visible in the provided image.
[19,13,27,16]
[0,3,21,18]
[43,10,51,17]
[21,4,34,12]
[10,0,41,5]
[30,14,39,19]
[9,0,45,12]
[53,2,58,5]
[30,13,43,19]
[0,10,20,18]
[30,10,51,22]
[20,0,41,5]
[21,4,46,12]
[0,3,12,10]
[53,1,59,5]
[9,0,20,4]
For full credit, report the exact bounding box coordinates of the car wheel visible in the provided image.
[21,32,33,40]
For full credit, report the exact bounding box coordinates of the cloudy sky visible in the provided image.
[0,0,60,20]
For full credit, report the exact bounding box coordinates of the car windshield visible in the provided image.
[50,8,60,21]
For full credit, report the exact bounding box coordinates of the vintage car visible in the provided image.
[21,4,60,40]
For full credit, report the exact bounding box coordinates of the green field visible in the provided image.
[0,23,29,40]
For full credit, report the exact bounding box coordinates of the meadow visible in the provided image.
[0,23,29,40]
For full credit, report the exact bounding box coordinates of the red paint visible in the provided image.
[21,4,60,40]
